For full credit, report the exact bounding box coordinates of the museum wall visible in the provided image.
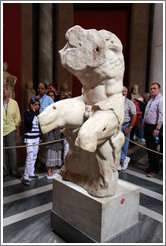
[3,3,21,106]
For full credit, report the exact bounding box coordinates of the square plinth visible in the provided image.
[51,175,140,243]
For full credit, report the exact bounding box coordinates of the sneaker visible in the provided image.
[53,173,59,177]
[138,138,145,143]
[117,165,122,171]
[122,157,130,170]
[147,172,157,178]
[29,175,39,179]
[46,175,54,180]
[22,178,30,186]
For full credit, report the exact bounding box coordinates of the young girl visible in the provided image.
[22,98,41,185]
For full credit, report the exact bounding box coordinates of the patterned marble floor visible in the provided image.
[2,142,164,244]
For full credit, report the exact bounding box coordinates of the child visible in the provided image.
[46,128,62,179]
[22,98,41,185]
[46,91,62,179]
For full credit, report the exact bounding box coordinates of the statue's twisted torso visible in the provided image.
[38,25,125,197]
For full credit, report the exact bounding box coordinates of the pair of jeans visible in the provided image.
[120,122,130,164]
[139,117,144,139]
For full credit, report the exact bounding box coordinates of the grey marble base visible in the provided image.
[51,176,140,243]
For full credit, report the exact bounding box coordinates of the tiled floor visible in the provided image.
[3,141,164,243]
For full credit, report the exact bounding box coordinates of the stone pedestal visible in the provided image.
[50,176,140,243]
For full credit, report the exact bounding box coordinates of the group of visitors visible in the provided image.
[3,81,163,186]
[3,82,71,185]
[118,83,163,179]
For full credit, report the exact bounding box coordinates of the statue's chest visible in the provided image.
[83,85,107,105]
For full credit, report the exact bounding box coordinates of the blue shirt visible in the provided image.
[36,94,54,114]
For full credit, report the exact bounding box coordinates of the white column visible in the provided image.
[149,3,163,92]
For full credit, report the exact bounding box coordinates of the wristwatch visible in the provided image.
[156,128,160,131]
[129,126,132,129]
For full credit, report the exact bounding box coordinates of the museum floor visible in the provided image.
[3,141,163,244]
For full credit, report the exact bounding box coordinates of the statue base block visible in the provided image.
[50,176,140,243]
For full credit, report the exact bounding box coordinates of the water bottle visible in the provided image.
[155,136,159,144]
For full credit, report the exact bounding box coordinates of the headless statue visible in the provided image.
[3,62,17,99]
[24,81,36,109]
[38,25,125,197]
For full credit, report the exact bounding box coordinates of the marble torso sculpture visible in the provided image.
[3,62,17,99]
[38,25,125,197]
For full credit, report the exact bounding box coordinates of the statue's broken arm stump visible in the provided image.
[51,176,140,243]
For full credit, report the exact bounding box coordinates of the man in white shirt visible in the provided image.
[118,86,137,171]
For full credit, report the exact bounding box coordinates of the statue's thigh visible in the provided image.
[81,110,118,135]
[76,110,118,152]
